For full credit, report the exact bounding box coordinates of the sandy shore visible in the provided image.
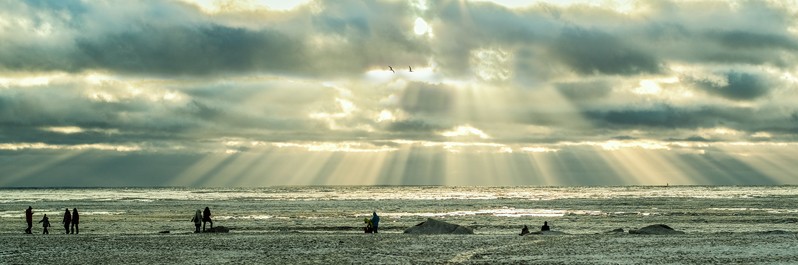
[2,186,797,263]
[2,232,797,264]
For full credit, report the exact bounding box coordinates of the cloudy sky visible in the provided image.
[1,0,798,187]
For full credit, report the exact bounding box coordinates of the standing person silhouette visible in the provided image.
[71,208,79,234]
[24,206,33,234]
[191,210,202,233]
[371,211,380,234]
[202,207,213,232]
[39,214,51,234]
[62,208,71,234]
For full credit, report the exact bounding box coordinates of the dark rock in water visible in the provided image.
[605,228,625,234]
[629,224,684,235]
[159,231,170,234]
[404,218,473,234]
[205,226,230,233]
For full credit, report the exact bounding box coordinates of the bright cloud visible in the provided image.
[440,125,492,139]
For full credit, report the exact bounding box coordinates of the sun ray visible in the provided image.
[0,150,84,186]
[170,153,236,187]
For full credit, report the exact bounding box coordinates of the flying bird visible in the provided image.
[409,66,413,72]
[389,66,395,73]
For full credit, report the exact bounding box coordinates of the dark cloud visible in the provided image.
[687,72,772,101]
[584,106,710,128]
[665,136,714,142]
[427,0,798,79]
[555,80,613,101]
[0,0,430,77]
[3,0,797,78]
[551,27,661,75]
[428,0,549,76]
[303,0,431,75]
[74,25,306,76]
[707,30,798,50]
[581,104,798,138]
[583,105,741,129]
[386,119,448,132]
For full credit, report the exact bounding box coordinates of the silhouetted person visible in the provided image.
[191,210,202,233]
[39,214,50,234]
[24,206,33,234]
[202,207,212,232]
[409,66,413,72]
[371,211,380,234]
[389,66,395,73]
[541,221,550,231]
[62,208,71,234]
[520,225,530,236]
[71,208,79,234]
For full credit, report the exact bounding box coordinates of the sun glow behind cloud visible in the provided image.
[413,17,432,36]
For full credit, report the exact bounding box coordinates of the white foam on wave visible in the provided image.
[0,210,68,218]
[215,215,274,220]
[356,208,602,218]
[83,211,125,215]
[708,207,798,214]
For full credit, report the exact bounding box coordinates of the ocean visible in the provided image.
[2,186,796,235]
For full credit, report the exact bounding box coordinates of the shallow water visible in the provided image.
[1,186,796,235]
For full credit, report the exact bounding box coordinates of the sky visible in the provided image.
[1,0,798,187]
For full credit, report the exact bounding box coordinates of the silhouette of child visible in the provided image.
[39,214,51,234]
[541,221,550,231]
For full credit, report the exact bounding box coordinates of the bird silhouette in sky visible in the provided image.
[389,66,395,73]
[409,66,413,72]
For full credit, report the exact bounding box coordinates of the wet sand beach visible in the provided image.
[2,232,797,264]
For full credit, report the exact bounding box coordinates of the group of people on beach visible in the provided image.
[190,207,214,233]
[26,205,215,235]
[24,206,79,235]
[26,205,548,235]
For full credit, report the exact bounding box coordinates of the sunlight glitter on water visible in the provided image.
[355,208,602,218]
[1,186,797,203]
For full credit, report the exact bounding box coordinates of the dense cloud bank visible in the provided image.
[1,0,797,185]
